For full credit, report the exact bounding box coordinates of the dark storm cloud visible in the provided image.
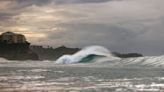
[0,13,12,20]
[0,0,114,12]
[16,0,51,6]
[47,23,142,48]
[0,12,20,27]
[52,0,113,4]
[9,0,113,7]
[46,21,164,56]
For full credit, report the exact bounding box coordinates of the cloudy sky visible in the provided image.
[0,0,164,55]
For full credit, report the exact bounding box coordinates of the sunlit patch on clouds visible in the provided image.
[17,5,66,21]
[0,26,46,43]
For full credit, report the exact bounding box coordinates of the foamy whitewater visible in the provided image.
[55,46,120,64]
[55,45,164,67]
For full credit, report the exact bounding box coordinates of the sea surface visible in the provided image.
[1,61,164,92]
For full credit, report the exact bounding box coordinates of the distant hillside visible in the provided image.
[30,46,80,60]
[31,45,143,60]
[112,52,143,58]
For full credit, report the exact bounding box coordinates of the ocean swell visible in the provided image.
[55,46,120,64]
[55,46,164,68]
[1,45,164,68]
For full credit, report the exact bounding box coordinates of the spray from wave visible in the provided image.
[0,58,10,62]
[55,46,120,64]
[55,46,164,68]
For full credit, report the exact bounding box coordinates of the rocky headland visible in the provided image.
[0,32,143,61]
[0,32,38,60]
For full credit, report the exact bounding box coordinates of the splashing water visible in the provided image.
[55,45,164,68]
[55,46,120,64]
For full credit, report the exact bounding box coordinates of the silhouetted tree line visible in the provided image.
[30,45,80,60]
[112,52,143,58]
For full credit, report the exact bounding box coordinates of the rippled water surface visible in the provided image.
[1,61,164,92]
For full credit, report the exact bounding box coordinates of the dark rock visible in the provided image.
[112,52,143,58]
[0,32,39,60]
[31,45,80,60]
[0,42,39,60]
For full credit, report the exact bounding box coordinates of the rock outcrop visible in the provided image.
[112,52,143,58]
[0,32,39,60]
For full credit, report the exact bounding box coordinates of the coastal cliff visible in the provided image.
[0,32,39,60]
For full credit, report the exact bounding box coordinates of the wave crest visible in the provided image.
[55,46,119,64]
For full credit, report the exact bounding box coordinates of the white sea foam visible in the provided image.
[118,55,164,67]
[55,46,120,64]
[54,45,164,68]
[0,58,10,62]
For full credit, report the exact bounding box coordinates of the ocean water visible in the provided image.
[1,46,164,92]
[1,61,164,92]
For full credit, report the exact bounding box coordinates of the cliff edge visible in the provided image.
[0,32,39,60]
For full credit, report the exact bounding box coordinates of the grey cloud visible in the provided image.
[0,0,114,15]
[16,0,51,6]
[0,0,164,56]
[0,13,12,20]
[46,20,164,56]
[47,23,142,50]
[52,0,113,4]
[6,0,113,8]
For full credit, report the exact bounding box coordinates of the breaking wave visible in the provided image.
[55,46,164,68]
[0,58,9,62]
[1,45,164,68]
[117,55,164,67]
[55,46,120,64]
